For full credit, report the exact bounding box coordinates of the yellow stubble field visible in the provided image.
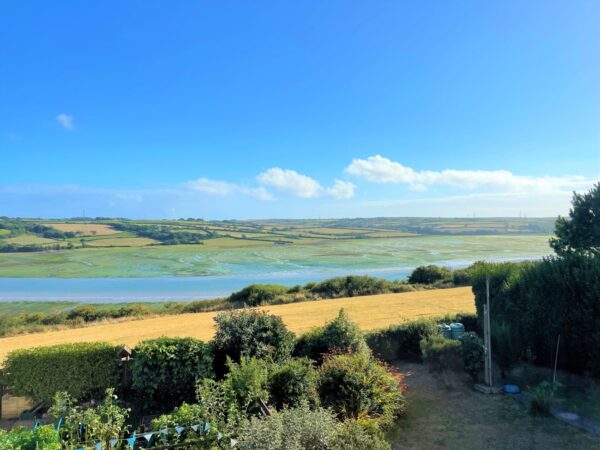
[0,287,474,363]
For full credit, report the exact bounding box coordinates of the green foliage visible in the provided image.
[268,358,319,409]
[317,353,405,426]
[459,332,484,380]
[420,334,462,373]
[329,419,391,450]
[365,319,438,361]
[151,402,223,448]
[237,405,339,450]
[308,275,395,298]
[212,310,295,377]
[295,309,370,364]
[471,255,600,375]
[228,284,290,307]
[131,337,213,413]
[550,183,600,256]
[529,381,562,416]
[4,342,121,405]
[408,265,451,284]
[48,388,129,449]
[224,357,271,416]
[452,268,473,286]
[0,425,60,450]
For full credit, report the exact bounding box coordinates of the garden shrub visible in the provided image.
[420,334,462,373]
[408,265,451,284]
[365,319,438,361]
[4,342,121,405]
[529,381,562,416]
[228,284,290,307]
[268,357,319,409]
[48,388,129,449]
[459,332,484,381]
[224,357,270,416]
[329,419,391,450]
[295,309,370,364]
[237,405,339,450]
[131,337,213,413]
[317,353,405,426]
[492,320,520,372]
[0,425,60,450]
[212,310,295,377]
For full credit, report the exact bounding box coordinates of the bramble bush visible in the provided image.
[131,337,213,413]
[4,342,121,405]
[212,310,295,377]
[317,352,405,426]
[295,309,370,364]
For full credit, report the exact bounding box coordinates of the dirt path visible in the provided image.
[389,362,600,450]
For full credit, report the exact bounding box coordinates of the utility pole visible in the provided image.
[485,276,493,387]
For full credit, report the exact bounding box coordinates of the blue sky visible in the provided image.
[1,1,598,219]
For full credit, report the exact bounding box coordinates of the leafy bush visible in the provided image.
[4,342,121,405]
[329,419,391,450]
[224,357,270,416]
[295,309,370,364]
[365,319,438,361]
[317,353,405,426]
[471,255,600,376]
[131,337,213,413]
[492,320,520,372]
[0,425,60,450]
[420,334,462,373]
[408,265,451,284]
[268,358,319,409]
[212,310,295,377]
[309,275,393,298]
[459,332,484,381]
[48,388,129,449]
[237,405,339,450]
[228,284,290,307]
[529,381,562,416]
[452,268,472,286]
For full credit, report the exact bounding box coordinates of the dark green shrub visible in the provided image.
[308,275,392,298]
[420,334,462,373]
[212,310,295,377]
[317,353,405,426]
[408,265,451,284]
[237,405,339,450]
[529,381,562,416]
[365,319,438,361]
[295,309,370,364]
[228,284,290,307]
[492,320,520,372]
[224,357,270,416]
[269,358,319,409]
[452,268,472,286]
[4,342,121,405]
[131,337,213,412]
[459,332,484,381]
[0,425,60,450]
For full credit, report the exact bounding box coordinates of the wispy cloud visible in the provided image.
[257,168,355,200]
[186,177,274,201]
[346,155,591,193]
[56,113,75,131]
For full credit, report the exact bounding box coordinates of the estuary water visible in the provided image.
[0,235,553,302]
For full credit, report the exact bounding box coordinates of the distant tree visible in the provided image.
[550,183,600,256]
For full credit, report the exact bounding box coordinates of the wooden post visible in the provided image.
[553,335,561,384]
[485,276,493,387]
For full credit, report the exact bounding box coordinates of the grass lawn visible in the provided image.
[389,362,600,449]
[0,287,474,362]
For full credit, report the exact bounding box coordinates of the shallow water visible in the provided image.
[0,235,552,302]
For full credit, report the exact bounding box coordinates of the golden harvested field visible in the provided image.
[0,287,474,363]
[44,223,118,236]
[85,237,157,247]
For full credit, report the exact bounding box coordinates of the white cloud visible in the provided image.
[346,155,591,193]
[257,168,322,198]
[56,113,74,131]
[185,178,274,201]
[257,168,355,199]
[325,180,356,200]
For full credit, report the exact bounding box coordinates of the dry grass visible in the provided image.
[44,223,118,236]
[2,234,57,245]
[85,237,157,247]
[0,288,474,363]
